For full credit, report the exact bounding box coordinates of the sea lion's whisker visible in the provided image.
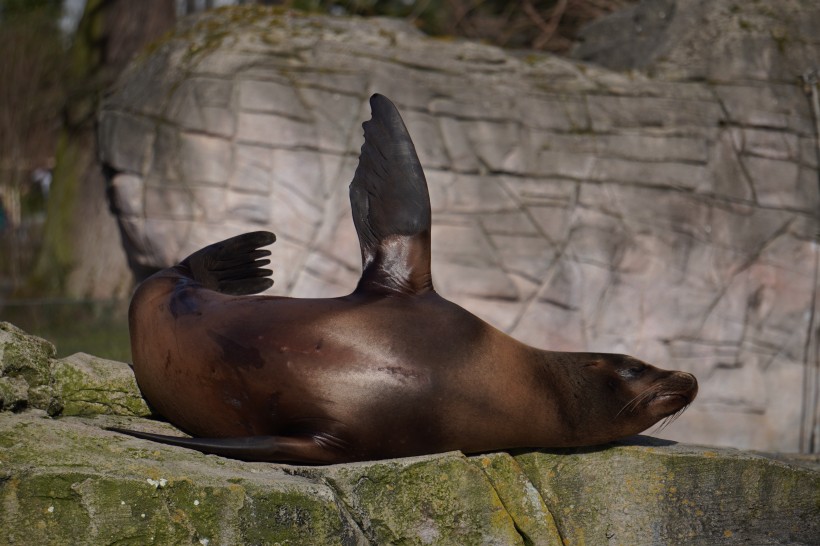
[650,403,691,434]
[616,385,661,417]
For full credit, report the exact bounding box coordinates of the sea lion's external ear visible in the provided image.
[349,94,433,295]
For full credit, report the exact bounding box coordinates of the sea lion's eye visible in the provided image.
[618,363,646,378]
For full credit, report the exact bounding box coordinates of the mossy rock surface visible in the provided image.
[513,441,820,545]
[0,322,149,418]
[1,323,818,544]
[51,352,151,418]
[0,412,364,545]
[0,322,56,411]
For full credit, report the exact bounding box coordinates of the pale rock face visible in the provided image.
[98,2,820,452]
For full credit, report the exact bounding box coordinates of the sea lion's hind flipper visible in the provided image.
[107,427,342,464]
[350,94,433,295]
[180,231,276,295]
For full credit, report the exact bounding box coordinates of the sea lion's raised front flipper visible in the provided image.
[180,231,276,295]
[107,427,345,465]
[349,94,433,296]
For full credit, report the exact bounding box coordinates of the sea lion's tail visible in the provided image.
[179,231,276,295]
[349,94,434,295]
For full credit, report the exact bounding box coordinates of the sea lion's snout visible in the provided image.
[670,371,698,401]
[650,371,698,417]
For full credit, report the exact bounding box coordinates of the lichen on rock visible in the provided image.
[51,352,152,418]
[0,322,149,418]
[0,322,56,412]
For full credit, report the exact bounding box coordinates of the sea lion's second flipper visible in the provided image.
[180,231,276,295]
[107,427,345,465]
[349,94,433,296]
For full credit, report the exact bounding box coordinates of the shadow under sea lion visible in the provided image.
[112,94,698,464]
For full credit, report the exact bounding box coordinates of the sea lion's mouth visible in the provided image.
[653,372,698,407]
[650,391,695,418]
[655,392,691,404]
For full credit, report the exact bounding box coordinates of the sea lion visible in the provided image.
[113,94,697,464]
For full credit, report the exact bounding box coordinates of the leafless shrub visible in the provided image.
[278,0,636,53]
[0,2,66,283]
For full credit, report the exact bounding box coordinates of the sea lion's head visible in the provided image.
[563,353,698,445]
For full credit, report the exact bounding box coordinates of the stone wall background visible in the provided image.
[98,0,820,452]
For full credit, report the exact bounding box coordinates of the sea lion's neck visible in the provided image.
[519,348,594,447]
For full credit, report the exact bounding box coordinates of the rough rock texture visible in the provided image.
[0,322,151,418]
[2,411,819,544]
[98,1,820,452]
[572,0,820,82]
